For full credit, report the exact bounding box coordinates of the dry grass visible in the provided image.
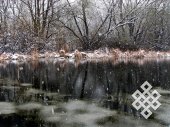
[31,48,39,61]
[59,49,66,57]
[0,54,8,62]
[74,49,83,60]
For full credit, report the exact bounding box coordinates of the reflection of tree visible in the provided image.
[80,62,88,99]
[68,64,81,95]
[1,60,170,106]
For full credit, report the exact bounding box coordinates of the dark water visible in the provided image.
[0,59,170,127]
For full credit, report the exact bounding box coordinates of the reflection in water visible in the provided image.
[0,59,170,127]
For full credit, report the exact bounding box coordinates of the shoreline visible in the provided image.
[0,49,170,62]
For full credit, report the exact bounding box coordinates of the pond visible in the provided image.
[0,58,170,127]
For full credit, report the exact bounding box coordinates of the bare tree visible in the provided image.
[20,0,58,38]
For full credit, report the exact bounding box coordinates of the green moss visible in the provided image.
[96,115,116,125]
[74,109,88,114]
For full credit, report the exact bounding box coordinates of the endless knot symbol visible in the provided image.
[132,81,161,119]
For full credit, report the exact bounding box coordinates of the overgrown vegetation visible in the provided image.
[0,0,170,53]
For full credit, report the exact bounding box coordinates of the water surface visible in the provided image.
[0,59,170,127]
